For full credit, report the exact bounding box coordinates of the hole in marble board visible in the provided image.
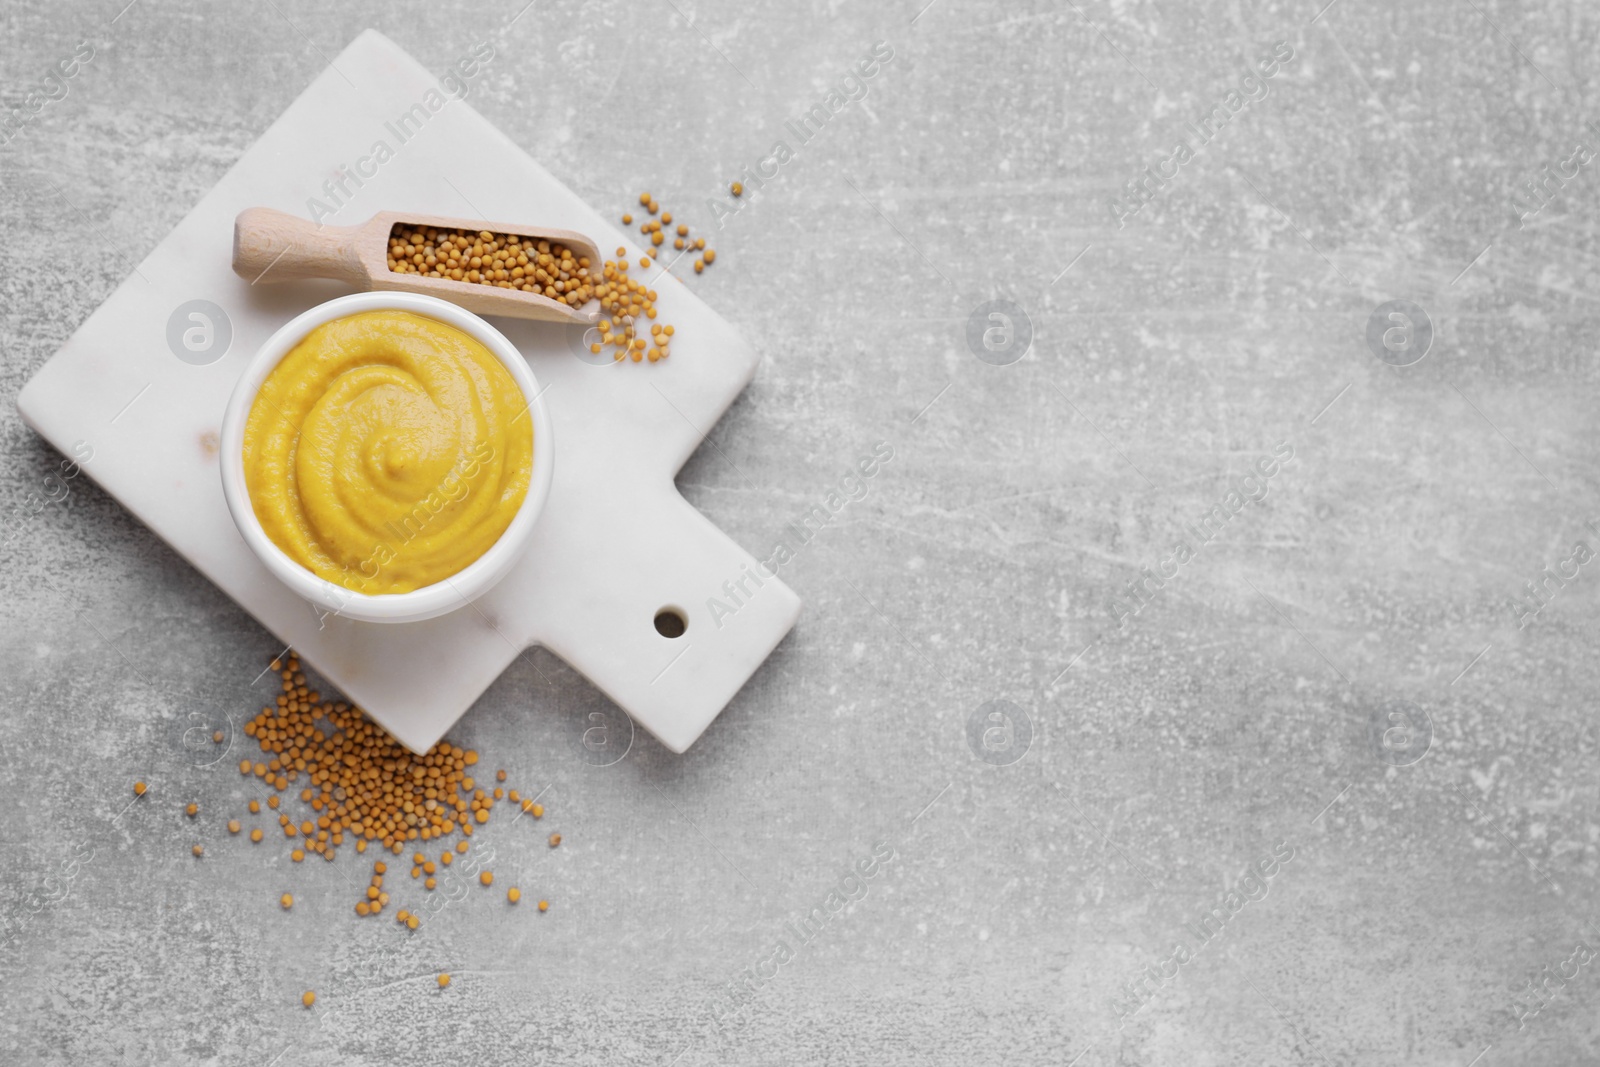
[653,608,687,639]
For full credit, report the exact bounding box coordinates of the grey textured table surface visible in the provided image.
[3,1,1598,1064]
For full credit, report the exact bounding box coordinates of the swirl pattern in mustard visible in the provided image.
[243,310,533,594]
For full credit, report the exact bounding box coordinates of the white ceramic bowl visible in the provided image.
[219,292,553,624]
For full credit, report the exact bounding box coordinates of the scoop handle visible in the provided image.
[232,207,370,286]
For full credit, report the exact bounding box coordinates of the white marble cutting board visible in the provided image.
[16,29,800,755]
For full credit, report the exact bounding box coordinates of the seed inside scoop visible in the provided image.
[387,224,596,307]
[387,222,676,365]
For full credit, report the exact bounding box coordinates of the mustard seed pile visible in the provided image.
[142,654,557,983]
[591,249,673,363]
[581,189,727,364]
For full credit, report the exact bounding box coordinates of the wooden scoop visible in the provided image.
[232,208,602,325]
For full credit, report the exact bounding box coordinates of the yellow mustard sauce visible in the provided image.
[242,310,532,594]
